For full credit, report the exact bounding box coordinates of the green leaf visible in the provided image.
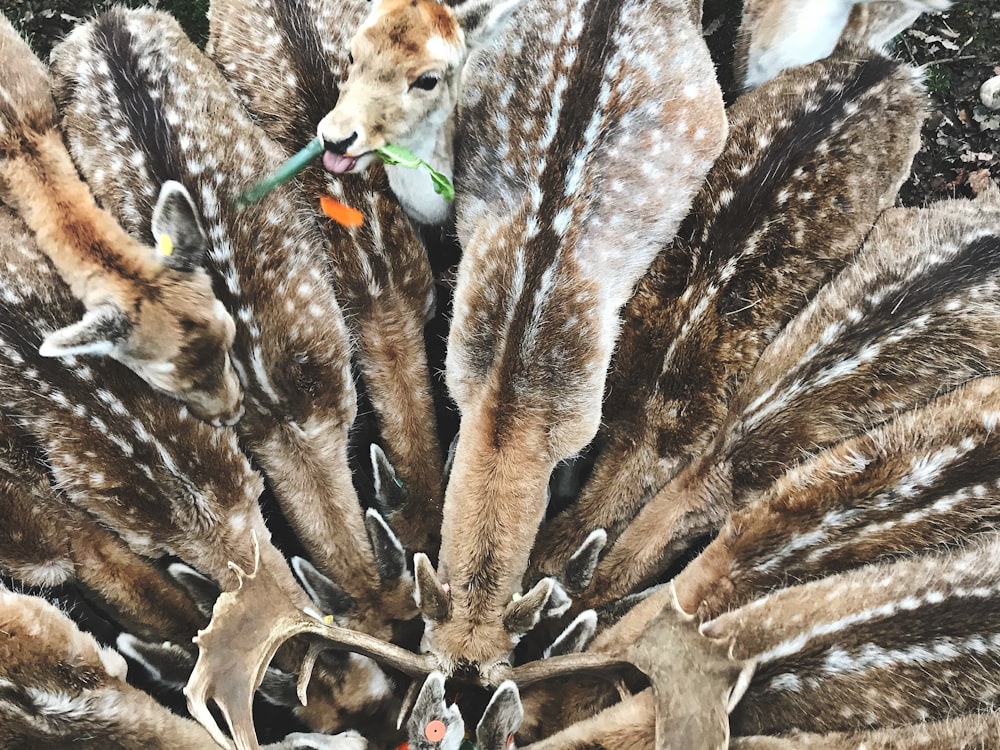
[375,144,455,202]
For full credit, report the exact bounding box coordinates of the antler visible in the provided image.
[186,533,434,750]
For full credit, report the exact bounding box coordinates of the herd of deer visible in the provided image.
[0,0,995,747]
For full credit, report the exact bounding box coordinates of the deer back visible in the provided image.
[531,48,926,581]
[422,0,726,675]
[588,188,1000,606]
[207,0,443,555]
[676,374,1000,618]
[49,8,414,633]
[0,14,242,425]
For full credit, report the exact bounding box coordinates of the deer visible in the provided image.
[401,0,727,686]
[0,15,243,427]
[49,7,418,639]
[528,46,927,586]
[578,183,1000,609]
[405,671,523,749]
[673,373,1000,620]
[207,0,445,556]
[731,712,1000,749]
[734,0,953,90]
[314,0,526,226]
[0,584,368,750]
[0,197,399,741]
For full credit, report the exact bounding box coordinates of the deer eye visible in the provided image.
[410,73,439,91]
[348,53,354,65]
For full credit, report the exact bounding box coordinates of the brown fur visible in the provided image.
[734,0,951,89]
[0,14,242,426]
[583,187,1000,608]
[0,588,368,750]
[50,8,417,637]
[675,374,1000,618]
[733,712,1000,749]
[207,0,444,555]
[420,0,725,679]
[530,47,925,584]
[316,0,524,225]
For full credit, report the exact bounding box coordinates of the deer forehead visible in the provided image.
[356,0,464,72]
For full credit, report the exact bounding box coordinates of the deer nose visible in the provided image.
[324,132,358,155]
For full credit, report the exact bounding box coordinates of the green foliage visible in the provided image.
[922,64,949,96]
[0,0,208,58]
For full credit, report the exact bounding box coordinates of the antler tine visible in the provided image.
[186,533,433,750]
[506,652,636,689]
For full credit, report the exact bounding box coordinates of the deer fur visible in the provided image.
[735,0,952,90]
[582,186,1000,607]
[674,373,1000,618]
[0,199,393,739]
[530,48,926,584]
[709,532,1000,735]
[315,0,525,225]
[0,586,367,750]
[406,0,726,682]
[49,8,416,636]
[0,15,242,426]
[207,0,444,555]
[732,712,1000,749]
[0,408,204,643]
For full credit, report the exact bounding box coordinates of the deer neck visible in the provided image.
[0,129,153,304]
[384,105,455,226]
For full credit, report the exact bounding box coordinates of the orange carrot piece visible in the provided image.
[319,194,364,227]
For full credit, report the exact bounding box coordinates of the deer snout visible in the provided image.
[324,131,358,155]
[211,400,245,428]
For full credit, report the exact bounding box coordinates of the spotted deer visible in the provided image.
[0,199,395,740]
[208,0,444,555]
[315,0,525,225]
[0,585,368,750]
[735,0,952,89]
[580,185,1000,608]
[529,48,926,586]
[0,15,242,426]
[407,0,727,683]
[674,373,1000,619]
[0,406,204,644]
[50,8,417,638]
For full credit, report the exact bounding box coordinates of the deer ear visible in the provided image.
[544,610,598,658]
[290,556,355,617]
[502,578,553,635]
[38,304,130,358]
[150,180,209,273]
[540,578,571,620]
[564,529,607,593]
[454,0,524,51]
[365,508,407,583]
[370,444,407,513]
[256,666,303,708]
[414,553,451,623]
[407,672,464,747]
[116,633,194,690]
[476,680,523,749]
[167,562,220,620]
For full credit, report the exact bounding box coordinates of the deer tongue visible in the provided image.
[323,151,358,174]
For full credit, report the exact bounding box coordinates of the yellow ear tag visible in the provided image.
[323,614,334,625]
[158,233,174,257]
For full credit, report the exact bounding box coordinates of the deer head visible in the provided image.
[529,45,927,584]
[316,0,525,224]
[581,159,1000,609]
[0,15,242,426]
